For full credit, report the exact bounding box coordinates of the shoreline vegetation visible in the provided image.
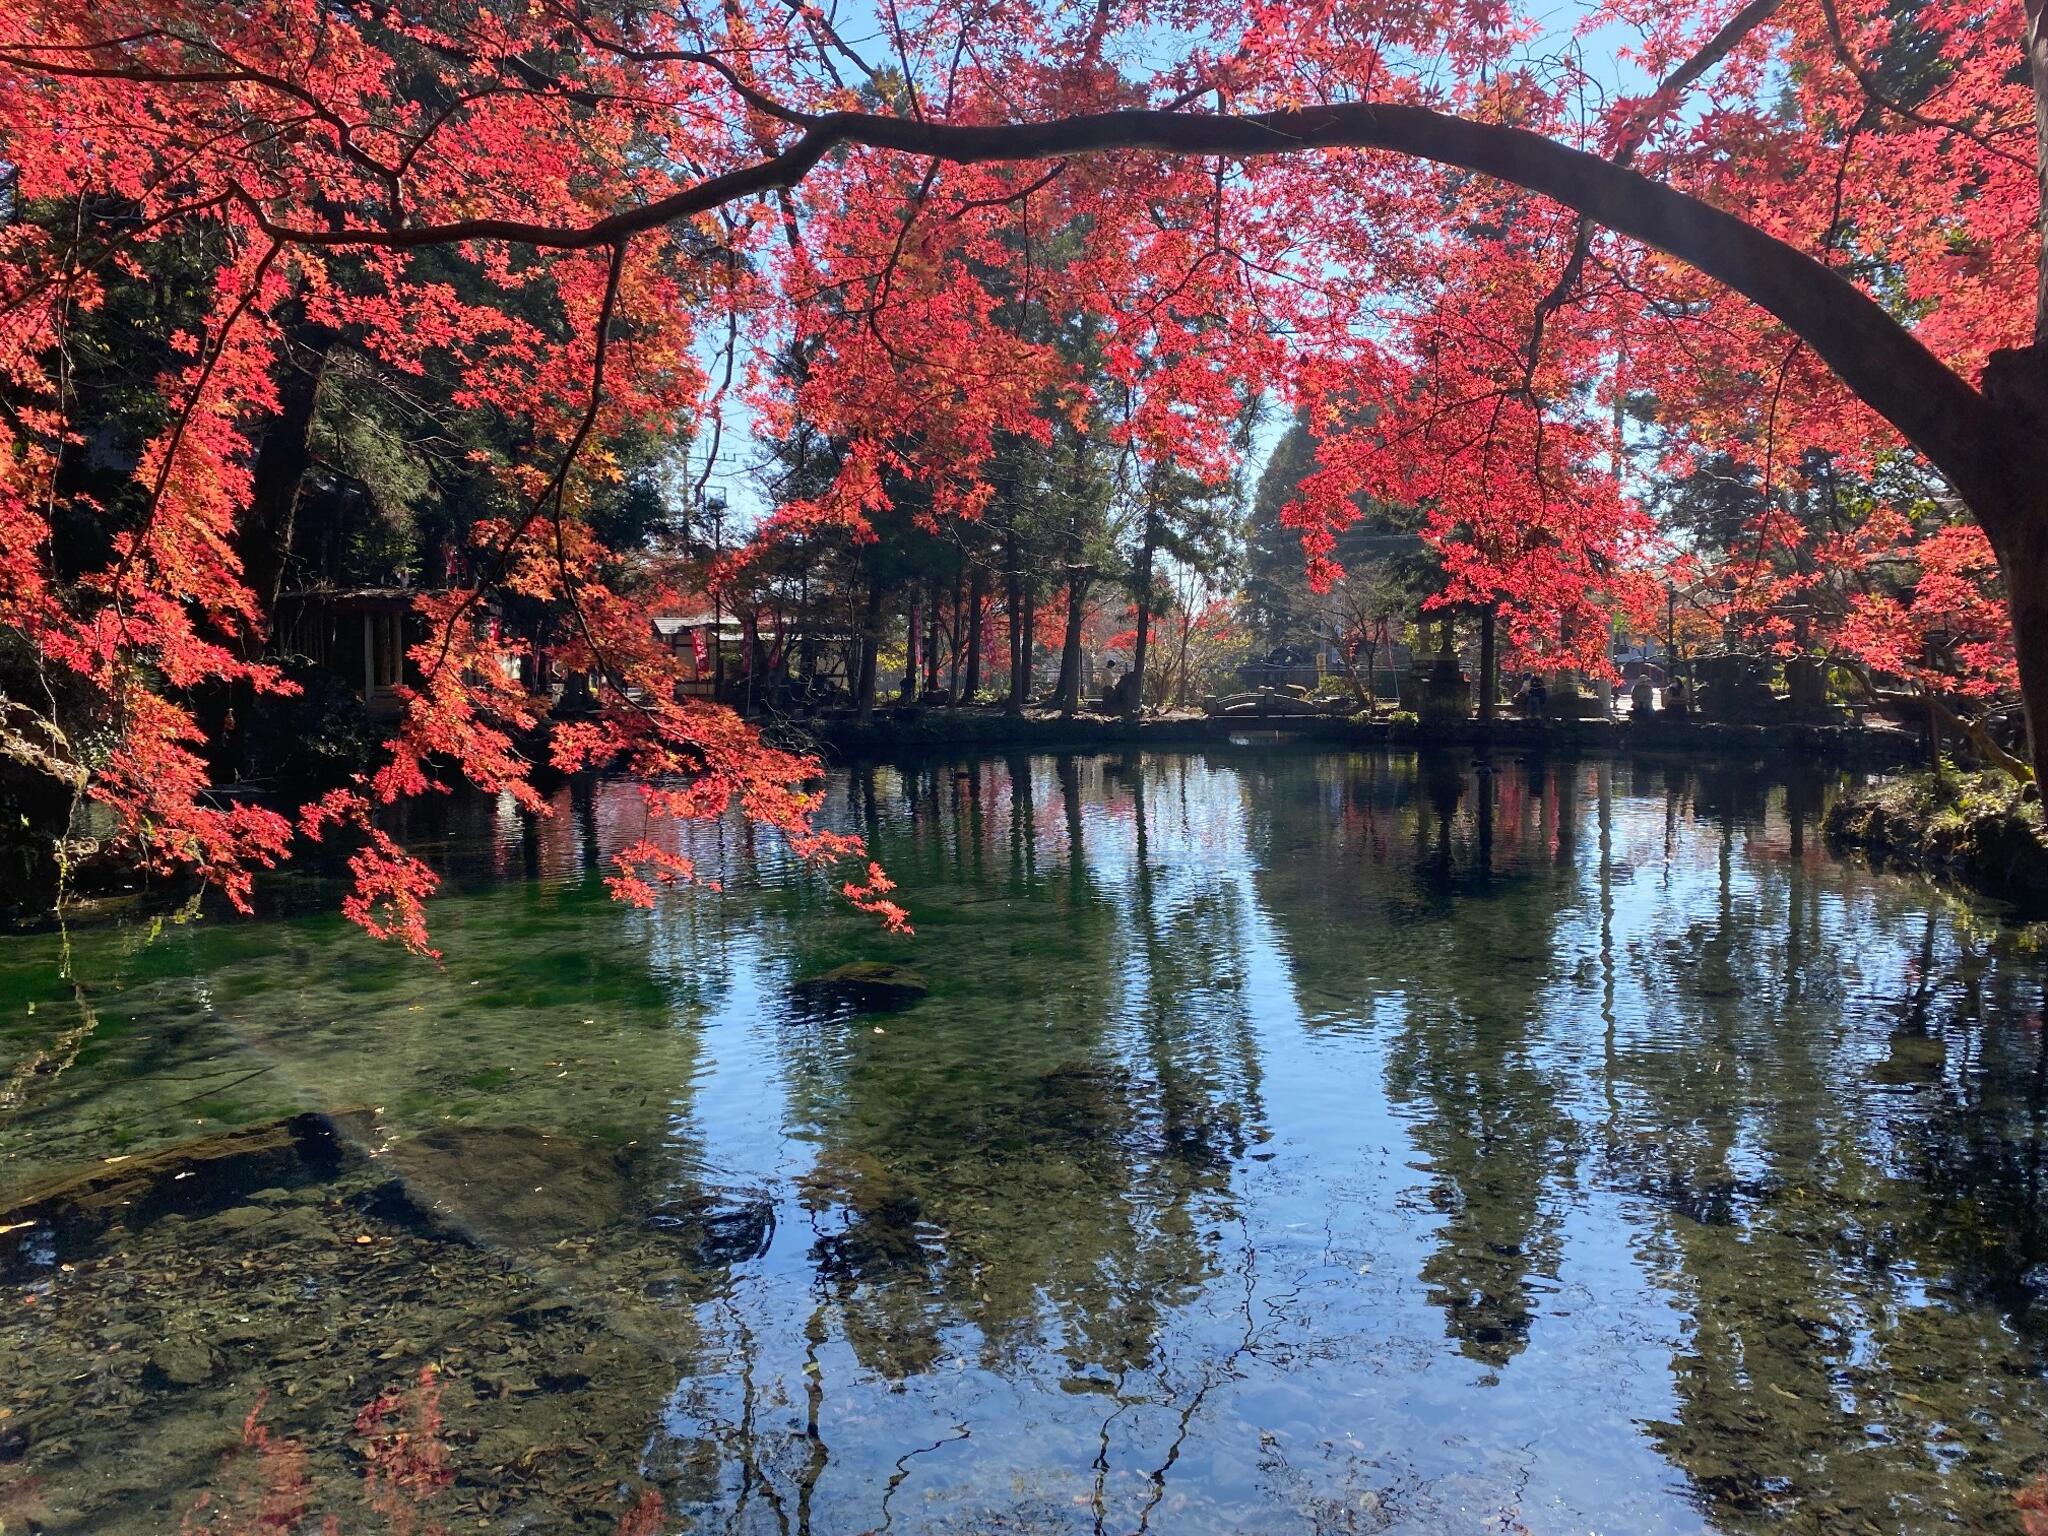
[1825,770,2048,910]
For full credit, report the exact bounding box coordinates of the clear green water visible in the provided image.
[3,751,2047,1534]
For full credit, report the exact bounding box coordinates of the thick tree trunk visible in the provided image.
[963,563,988,701]
[1981,347,2048,786]
[1170,612,1200,707]
[243,319,337,640]
[2028,0,2048,342]
[1004,524,1025,716]
[1053,573,1090,714]
[797,569,816,687]
[905,595,921,699]
[211,315,336,782]
[1020,585,1038,704]
[1052,414,1097,715]
[948,566,965,697]
[2006,8,2048,781]
[2000,511,2048,783]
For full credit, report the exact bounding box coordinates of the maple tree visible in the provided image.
[1654,440,2024,759]
[0,0,2043,941]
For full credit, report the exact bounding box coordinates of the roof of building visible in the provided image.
[278,585,434,608]
[652,613,744,639]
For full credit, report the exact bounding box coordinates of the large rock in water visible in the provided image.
[1,1112,648,1274]
[339,1120,639,1247]
[146,1336,215,1390]
[1,1111,353,1274]
[789,961,928,1016]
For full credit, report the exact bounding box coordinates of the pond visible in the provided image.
[3,750,2046,1534]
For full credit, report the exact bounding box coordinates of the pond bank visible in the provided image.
[1825,770,2048,909]
[810,705,1926,769]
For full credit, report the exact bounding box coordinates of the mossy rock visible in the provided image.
[789,961,928,1016]
[1826,771,2048,906]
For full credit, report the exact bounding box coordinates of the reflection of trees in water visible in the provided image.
[1095,752,1274,1530]
[1123,753,1270,1197]
[1385,990,1577,1374]
[410,754,2048,1532]
[1596,770,2048,1531]
[767,755,1265,1397]
[1245,753,1579,1373]
[1246,752,2048,1527]
[1382,764,1578,1374]
[648,753,1283,1533]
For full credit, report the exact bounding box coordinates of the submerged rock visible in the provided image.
[789,961,928,1016]
[338,1121,640,1247]
[3,1112,657,1284]
[1031,1060,1131,1141]
[146,1337,214,1390]
[1,1111,354,1275]
[798,1148,927,1278]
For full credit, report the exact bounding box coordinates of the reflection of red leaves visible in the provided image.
[2018,1472,2048,1536]
[180,1391,326,1534]
[353,1367,453,1536]
[0,1472,51,1532]
[614,1487,667,1536]
[186,1380,666,1533]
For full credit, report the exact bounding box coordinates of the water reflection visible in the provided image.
[3,751,2047,1533]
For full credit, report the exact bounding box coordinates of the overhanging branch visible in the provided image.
[201,99,2003,529]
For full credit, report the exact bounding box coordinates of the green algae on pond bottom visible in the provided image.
[3,750,2048,1534]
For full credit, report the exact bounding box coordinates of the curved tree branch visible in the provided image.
[1522,0,1787,394]
[217,102,2005,523]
